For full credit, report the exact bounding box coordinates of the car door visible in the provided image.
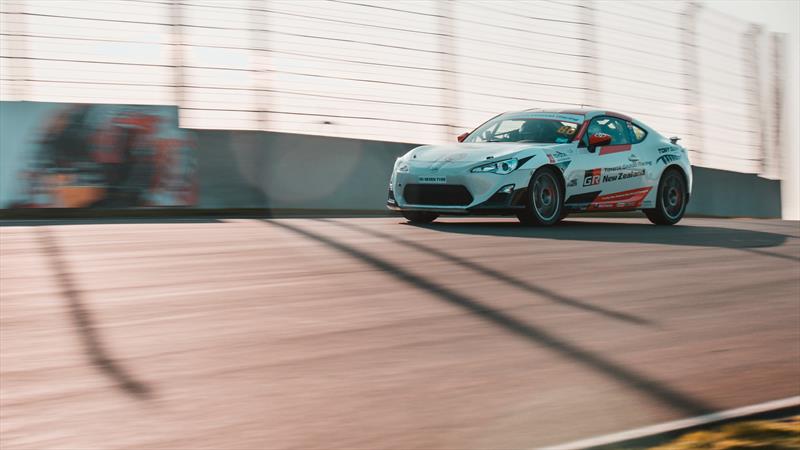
[563,116,649,210]
[626,120,660,208]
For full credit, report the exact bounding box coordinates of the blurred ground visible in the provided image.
[1,217,798,449]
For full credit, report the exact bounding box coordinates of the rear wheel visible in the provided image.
[402,211,439,224]
[517,167,563,226]
[644,168,687,225]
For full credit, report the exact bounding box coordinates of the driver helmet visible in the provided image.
[519,120,545,140]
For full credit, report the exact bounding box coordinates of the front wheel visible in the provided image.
[644,168,688,225]
[402,211,439,224]
[517,167,563,226]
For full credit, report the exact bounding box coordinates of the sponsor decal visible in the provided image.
[587,187,652,211]
[606,161,652,170]
[583,168,601,186]
[602,169,645,183]
[567,177,578,187]
[546,150,572,169]
[551,151,570,160]
[546,151,572,171]
[579,163,647,187]
[657,154,681,164]
[507,113,584,122]
[658,146,679,154]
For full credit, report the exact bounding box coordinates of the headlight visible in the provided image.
[470,158,519,175]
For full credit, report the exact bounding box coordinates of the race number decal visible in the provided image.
[557,125,576,135]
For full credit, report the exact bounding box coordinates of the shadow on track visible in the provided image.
[265,219,714,416]
[739,247,800,262]
[408,220,790,249]
[36,227,153,399]
[318,218,654,327]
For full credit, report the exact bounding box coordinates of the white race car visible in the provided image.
[387,108,692,226]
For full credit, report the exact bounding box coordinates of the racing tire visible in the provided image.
[517,167,564,226]
[644,167,687,225]
[402,211,439,224]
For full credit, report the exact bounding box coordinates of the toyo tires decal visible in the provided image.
[587,187,652,210]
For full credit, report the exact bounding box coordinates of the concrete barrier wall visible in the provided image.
[0,101,781,217]
[687,167,781,218]
[195,130,415,209]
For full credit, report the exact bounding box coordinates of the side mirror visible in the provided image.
[457,132,469,143]
[588,132,612,153]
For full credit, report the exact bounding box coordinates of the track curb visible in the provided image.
[543,396,800,450]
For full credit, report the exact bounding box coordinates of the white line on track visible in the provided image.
[543,395,800,450]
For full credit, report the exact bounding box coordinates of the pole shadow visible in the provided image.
[318,218,653,326]
[264,219,714,416]
[36,227,152,399]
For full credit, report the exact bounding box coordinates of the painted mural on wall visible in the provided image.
[8,104,197,208]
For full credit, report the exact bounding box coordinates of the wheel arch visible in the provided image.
[518,164,566,226]
[531,164,567,200]
[661,163,690,201]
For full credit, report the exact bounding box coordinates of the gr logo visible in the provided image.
[583,168,601,186]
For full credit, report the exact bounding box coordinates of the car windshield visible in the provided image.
[465,118,579,144]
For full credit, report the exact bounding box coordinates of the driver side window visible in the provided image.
[475,120,523,143]
[582,117,632,146]
[493,120,524,142]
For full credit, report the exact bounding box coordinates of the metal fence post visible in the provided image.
[2,0,29,100]
[250,0,270,131]
[580,0,597,108]
[170,1,185,124]
[682,1,702,166]
[771,32,785,178]
[437,0,458,140]
[743,24,765,174]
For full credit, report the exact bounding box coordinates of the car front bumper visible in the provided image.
[387,163,532,214]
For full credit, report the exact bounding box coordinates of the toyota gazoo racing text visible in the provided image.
[387,108,692,226]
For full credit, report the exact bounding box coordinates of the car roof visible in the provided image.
[519,107,633,122]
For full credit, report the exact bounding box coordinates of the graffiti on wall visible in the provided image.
[10,104,197,208]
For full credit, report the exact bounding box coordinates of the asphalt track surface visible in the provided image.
[1,217,798,449]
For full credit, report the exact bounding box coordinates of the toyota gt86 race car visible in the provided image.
[387,108,692,226]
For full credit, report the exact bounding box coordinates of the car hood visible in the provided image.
[407,142,566,162]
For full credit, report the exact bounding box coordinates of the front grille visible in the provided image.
[403,184,473,206]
